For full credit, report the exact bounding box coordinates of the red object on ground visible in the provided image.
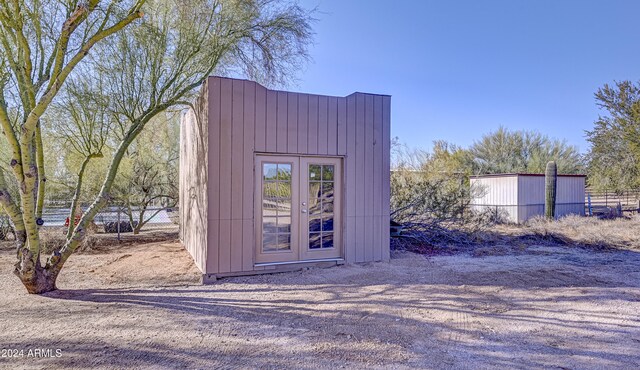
[64,215,82,227]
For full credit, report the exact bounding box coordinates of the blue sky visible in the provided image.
[294,0,640,153]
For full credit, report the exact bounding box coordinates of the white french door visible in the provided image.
[255,155,342,264]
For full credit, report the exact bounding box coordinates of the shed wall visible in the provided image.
[471,175,586,223]
[517,176,585,222]
[470,176,519,222]
[179,82,209,273]
[202,77,390,275]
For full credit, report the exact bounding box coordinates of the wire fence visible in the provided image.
[0,202,179,243]
[469,189,640,221]
[585,189,640,215]
[468,203,586,223]
[48,203,179,240]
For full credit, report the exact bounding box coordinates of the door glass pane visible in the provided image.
[321,182,333,200]
[309,216,321,232]
[262,201,277,217]
[322,165,334,181]
[277,164,292,180]
[278,234,291,250]
[263,182,279,200]
[322,201,333,214]
[275,182,291,199]
[321,217,333,232]
[309,165,321,180]
[263,233,277,251]
[309,232,321,249]
[309,182,321,199]
[277,199,291,215]
[277,216,291,233]
[263,217,277,233]
[309,198,322,215]
[322,233,334,249]
[264,164,278,180]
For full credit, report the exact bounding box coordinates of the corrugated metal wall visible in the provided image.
[518,175,585,222]
[470,176,519,222]
[181,76,391,275]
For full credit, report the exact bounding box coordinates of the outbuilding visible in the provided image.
[179,76,391,282]
[470,173,586,223]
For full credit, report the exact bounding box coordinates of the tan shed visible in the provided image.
[179,76,391,281]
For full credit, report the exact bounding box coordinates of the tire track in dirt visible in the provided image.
[440,306,473,369]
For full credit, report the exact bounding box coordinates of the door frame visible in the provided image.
[254,154,344,265]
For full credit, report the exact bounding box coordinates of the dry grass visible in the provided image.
[39,228,68,254]
[0,226,179,262]
[526,214,640,250]
[393,215,640,256]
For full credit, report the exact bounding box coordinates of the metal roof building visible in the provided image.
[470,173,586,223]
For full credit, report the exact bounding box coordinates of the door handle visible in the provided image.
[301,209,307,213]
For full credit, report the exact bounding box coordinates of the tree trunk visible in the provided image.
[14,247,60,294]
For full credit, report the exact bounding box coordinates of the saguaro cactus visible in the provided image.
[545,161,557,220]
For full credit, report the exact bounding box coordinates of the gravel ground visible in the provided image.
[0,240,639,369]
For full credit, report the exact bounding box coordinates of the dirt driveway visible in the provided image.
[0,241,639,369]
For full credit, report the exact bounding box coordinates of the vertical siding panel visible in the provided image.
[344,94,357,263]
[219,78,233,272]
[230,220,243,272]
[318,96,329,155]
[327,97,338,155]
[265,90,277,152]
[206,223,219,273]
[356,218,365,263]
[242,219,254,271]
[382,216,389,261]
[231,80,244,221]
[255,84,267,152]
[373,96,383,217]
[287,93,298,153]
[364,217,373,263]
[382,96,391,261]
[373,95,383,260]
[219,220,231,273]
[355,93,366,262]
[337,98,347,155]
[208,78,221,273]
[364,95,375,262]
[517,176,523,223]
[231,80,244,272]
[343,217,353,263]
[308,95,319,154]
[277,91,288,152]
[297,94,309,153]
[242,81,255,219]
[242,81,256,271]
